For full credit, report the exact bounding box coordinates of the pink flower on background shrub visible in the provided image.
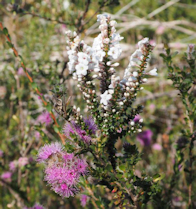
[149,39,156,47]
[37,142,88,197]
[80,194,89,207]
[37,111,52,126]
[83,117,97,135]
[117,127,122,133]
[9,161,18,172]
[156,25,165,35]
[63,121,75,138]
[149,104,155,110]
[18,157,29,167]
[35,131,41,140]
[137,129,153,146]
[9,158,29,172]
[0,149,3,157]
[133,115,141,123]
[63,117,97,144]
[152,143,162,151]
[17,67,31,76]
[1,171,12,182]
[17,67,25,76]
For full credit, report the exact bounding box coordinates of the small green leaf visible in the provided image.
[3,27,8,35]
[153,173,165,182]
[8,34,11,41]
[119,164,126,172]
[166,48,170,55]
[168,66,173,72]
[171,51,178,58]
[159,53,166,59]
[153,174,160,180]
[6,41,13,48]
[31,82,38,89]
[46,104,52,112]
[183,79,191,84]
[19,55,24,63]
[54,125,60,133]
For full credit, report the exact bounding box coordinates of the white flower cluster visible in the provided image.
[99,74,121,106]
[66,31,97,81]
[124,38,153,80]
[92,14,123,72]
[119,37,158,97]
[74,50,90,79]
[66,14,157,109]
[66,14,123,80]
[66,31,80,74]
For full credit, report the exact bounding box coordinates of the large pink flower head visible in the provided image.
[37,142,88,198]
[37,142,63,163]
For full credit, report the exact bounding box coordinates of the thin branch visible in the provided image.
[23,138,35,156]
[85,0,139,35]
[85,182,105,209]
[115,181,138,208]
[134,90,179,105]
[175,3,196,9]
[115,0,140,16]
[117,19,196,36]
[147,0,180,19]
[7,4,71,26]
[77,0,91,33]
[0,179,26,208]
[188,135,194,208]
[83,0,107,29]
[22,12,70,25]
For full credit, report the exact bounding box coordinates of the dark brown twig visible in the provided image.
[188,134,194,208]
[83,0,107,27]
[77,0,91,33]
[21,11,71,25]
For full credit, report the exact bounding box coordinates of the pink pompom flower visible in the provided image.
[37,142,88,198]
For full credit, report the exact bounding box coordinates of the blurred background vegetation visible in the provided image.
[0,0,196,208]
